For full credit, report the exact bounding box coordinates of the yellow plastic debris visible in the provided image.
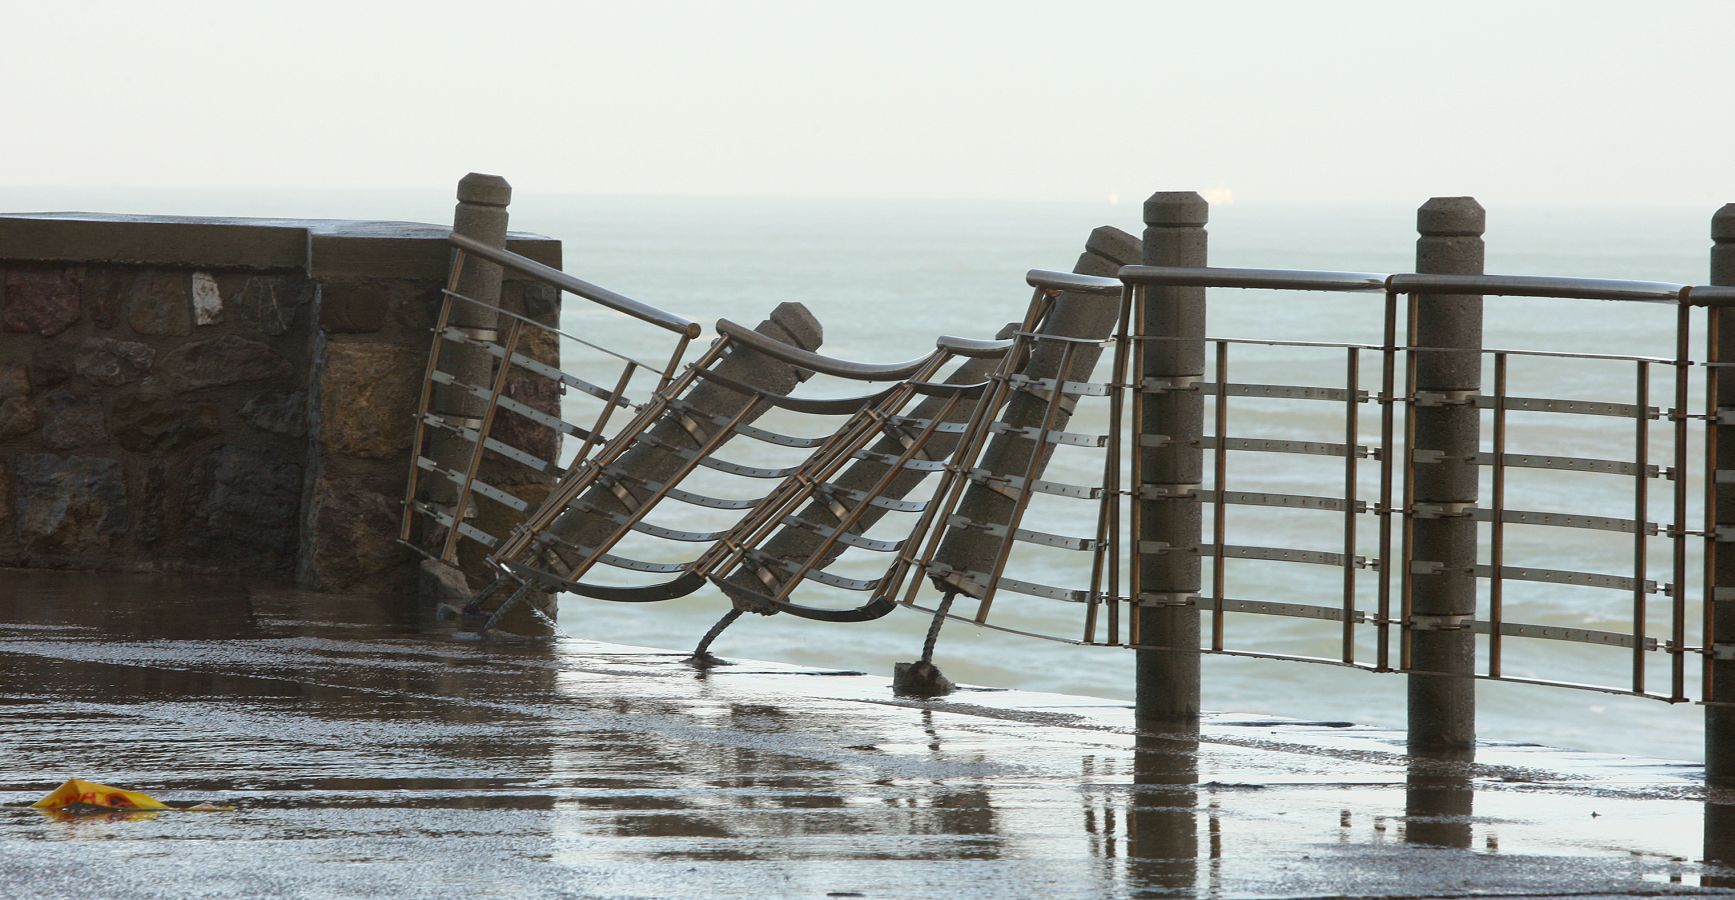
[33,778,169,812]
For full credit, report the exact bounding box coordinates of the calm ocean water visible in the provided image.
[4,186,1722,761]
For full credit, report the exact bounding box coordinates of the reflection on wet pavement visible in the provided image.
[0,570,1729,897]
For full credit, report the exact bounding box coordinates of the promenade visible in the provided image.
[0,570,1727,897]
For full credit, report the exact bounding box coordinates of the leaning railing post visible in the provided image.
[1708,203,1735,786]
[1134,191,1207,731]
[426,173,512,569]
[1407,197,1485,755]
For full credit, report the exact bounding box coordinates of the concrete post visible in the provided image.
[1407,197,1485,755]
[1708,203,1735,788]
[1136,192,1207,731]
[425,174,510,572]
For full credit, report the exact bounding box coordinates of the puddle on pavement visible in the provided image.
[2,569,1732,896]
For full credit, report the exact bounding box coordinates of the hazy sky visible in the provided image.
[4,0,1732,207]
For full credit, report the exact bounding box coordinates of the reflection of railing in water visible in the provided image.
[400,196,1735,782]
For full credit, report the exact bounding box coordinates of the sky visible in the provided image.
[2,0,1732,208]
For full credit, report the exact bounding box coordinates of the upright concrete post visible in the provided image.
[1407,197,1485,755]
[1708,203,1735,788]
[1136,192,1207,731]
[426,174,511,571]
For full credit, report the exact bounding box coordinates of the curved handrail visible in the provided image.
[1390,272,1687,304]
[1026,269,1123,295]
[1119,265,1389,292]
[717,319,940,380]
[936,334,1014,358]
[449,233,702,338]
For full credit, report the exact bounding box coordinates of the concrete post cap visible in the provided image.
[1144,192,1208,226]
[1713,203,1735,241]
[1417,197,1485,236]
[457,173,512,207]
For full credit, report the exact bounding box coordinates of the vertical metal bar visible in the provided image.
[1128,284,1147,651]
[1378,289,1398,672]
[402,283,461,542]
[1634,359,1651,694]
[1106,285,1135,647]
[1674,301,1692,701]
[1488,352,1507,679]
[1211,341,1228,652]
[659,335,692,391]
[1708,303,1722,705]
[442,320,526,562]
[1344,346,1361,665]
[1400,291,1420,672]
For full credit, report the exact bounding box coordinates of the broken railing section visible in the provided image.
[399,229,700,612]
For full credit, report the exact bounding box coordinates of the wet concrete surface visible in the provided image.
[2,570,1734,897]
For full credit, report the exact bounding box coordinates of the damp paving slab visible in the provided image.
[1,570,1731,898]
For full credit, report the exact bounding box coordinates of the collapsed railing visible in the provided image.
[400,194,1735,780]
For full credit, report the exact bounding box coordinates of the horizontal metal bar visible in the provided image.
[1025,268,1124,295]
[1003,373,1110,397]
[935,565,1092,603]
[820,484,929,513]
[408,501,498,548]
[414,457,530,512]
[605,470,767,511]
[1185,381,1366,403]
[1466,619,1658,651]
[887,415,970,435]
[1119,265,1390,292]
[1214,596,1367,623]
[450,232,701,337]
[1474,451,1660,478]
[1469,506,1655,535]
[989,420,1107,448]
[441,327,628,406]
[970,469,1103,500]
[419,413,554,472]
[1471,563,1658,593]
[851,449,950,472]
[1473,394,1657,419]
[1203,489,1363,514]
[428,370,586,437]
[948,515,1102,552]
[1140,435,1370,458]
[1390,272,1687,303]
[784,516,905,553]
[1206,543,1366,569]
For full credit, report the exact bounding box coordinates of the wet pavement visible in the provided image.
[2,571,1733,897]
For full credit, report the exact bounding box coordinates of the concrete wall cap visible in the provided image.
[1713,203,1735,241]
[1085,225,1141,264]
[457,173,512,207]
[1417,197,1486,236]
[1143,192,1208,227]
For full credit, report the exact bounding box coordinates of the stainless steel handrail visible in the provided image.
[1119,266,1389,292]
[1025,269,1123,294]
[449,232,702,338]
[716,319,939,381]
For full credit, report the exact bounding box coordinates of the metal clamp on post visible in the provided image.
[1711,643,1735,662]
[1412,501,1477,519]
[1139,482,1201,500]
[1140,375,1202,394]
[1413,389,1479,407]
[1409,613,1474,632]
[439,414,486,432]
[1136,591,1199,608]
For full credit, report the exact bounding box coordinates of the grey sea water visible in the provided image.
[2,186,1719,761]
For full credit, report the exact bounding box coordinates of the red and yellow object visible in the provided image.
[32,778,170,812]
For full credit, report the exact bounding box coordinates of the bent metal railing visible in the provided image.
[402,231,1735,706]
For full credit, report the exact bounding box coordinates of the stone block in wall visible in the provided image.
[240,390,307,438]
[109,389,221,453]
[318,342,421,459]
[160,335,292,391]
[319,280,392,333]
[303,475,412,592]
[74,337,154,386]
[28,341,75,388]
[126,271,192,336]
[2,269,80,336]
[488,368,561,478]
[0,364,38,437]
[137,463,166,545]
[232,276,309,337]
[12,453,128,555]
[38,389,107,450]
[182,445,301,569]
[78,267,130,330]
[191,272,223,326]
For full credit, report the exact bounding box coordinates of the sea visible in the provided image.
[3,186,1724,762]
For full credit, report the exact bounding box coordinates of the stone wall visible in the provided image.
[0,213,560,596]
